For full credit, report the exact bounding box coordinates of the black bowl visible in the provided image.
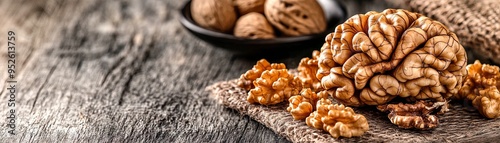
[179,0,347,56]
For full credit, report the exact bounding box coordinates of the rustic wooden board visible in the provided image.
[0,0,480,142]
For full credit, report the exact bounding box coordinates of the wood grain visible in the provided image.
[0,0,390,142]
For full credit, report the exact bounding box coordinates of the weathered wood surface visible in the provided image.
[0,0,392,142]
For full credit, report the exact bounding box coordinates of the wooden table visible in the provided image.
[0,0,390,142]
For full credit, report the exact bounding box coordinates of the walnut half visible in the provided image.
[306,98,369,138]
[287,89,328,120]
[377,100,448,130]
[297,50,323,92]
[458,60,500,119]
[238,59,286,90]
[317,9,467,107]
[247,69,302,105]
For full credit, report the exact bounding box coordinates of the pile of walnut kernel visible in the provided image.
[237,9,500,139]
[191,0,326,39]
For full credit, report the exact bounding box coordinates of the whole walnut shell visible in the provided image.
[234,12,275,39]
[317,9,467,107]
[191,0,237,33]
[234,0,265,15]
[264,0,326,36]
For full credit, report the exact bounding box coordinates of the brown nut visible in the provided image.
[247,69,302,105]
[234,0,265,15]
[238,59,286,90]
[298,50,323,92]
[306,98,369,138]
[287,88,328,120]
[234,12,275,39]
[317,9,467,106]
[377,100,448,130]
[264,0,326,36]
[191,0,237,33]
[458,60,500,118]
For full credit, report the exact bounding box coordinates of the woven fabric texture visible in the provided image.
[385,0,500,64]
[207,79,500,142]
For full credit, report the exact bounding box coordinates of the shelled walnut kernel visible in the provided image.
[377,100,448,130]
[238,59,286,90]
[298,50,322,92]
[317,9,467,107]
[306,98,369,138]
[287,88,328,120]
[458,60,500,118]
[247,69,302,105]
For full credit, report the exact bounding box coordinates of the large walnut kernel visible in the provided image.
[264,0,326,36]
[247,69,302,105]
[191,0,237,33]
[306,98,369,138]
[298,50,322,91]
[234,12,275,39]
[458,60,500,118]
[317,9,467,107]
[287,88,328,120]
[377,101,447,130]
[238,59,286,90]
[233,0,265,15]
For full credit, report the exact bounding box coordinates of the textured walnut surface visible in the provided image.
[306,98,369,138]
[264,0,326,36]
[234,12,275,39]
[317,9,467,107]
[287,89,328,120]
[233,0,265,15]
[377,101,448,129]
[459,60,500,118]
[191,0,237,33]
[386,0,500,64]
[247,69,302,105]
[238,59,286,90]
[297,51,322,92]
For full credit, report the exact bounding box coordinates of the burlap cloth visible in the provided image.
[207,79,500,142]
[385,0,500,64]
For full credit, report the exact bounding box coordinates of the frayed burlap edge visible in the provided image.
[206,79,500,143]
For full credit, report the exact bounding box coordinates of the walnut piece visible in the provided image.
[377,100,447,130]
[233,0,265,15]
[287,88,328,120]
[458,60,500,118]
[234,12,275,39]
[247,69,302,105]
[238,59,286,90]
[317,9,467,106]
[264,0,326,36]
[306,98,369,138]
[191,0,237,33]
[298,50,323,92]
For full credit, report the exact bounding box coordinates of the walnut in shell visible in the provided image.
[234,0,265,15]
[264,0,326,36]
[458,60,500,118]
[247,69,302,105]
[306,98,369,138]
[317,9,467,107]
[234,12,275,39]
[191,0,237,33]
